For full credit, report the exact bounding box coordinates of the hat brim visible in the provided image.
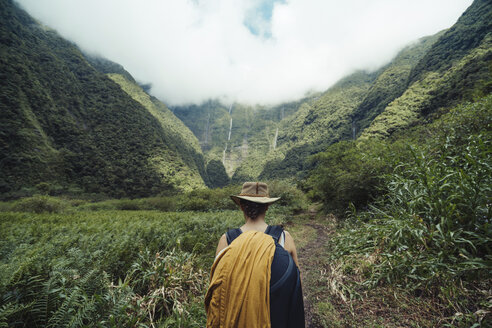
[230,195,281,206]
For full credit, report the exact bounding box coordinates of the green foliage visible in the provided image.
[327,95,492,323]
[206,159,230,188]
[352,31,445,134]
[260,71,376,181]
[106,73,208,191]
[0,0,206,199]
[0,180,295,327]
[362,0,492,140]
[8,195,71,213]
[0,210,245,327]
[266,180,309,214]
[305,140,393,214]
[408,0,492,85]
[73,186,240,212]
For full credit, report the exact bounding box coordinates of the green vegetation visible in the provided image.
[206,159,230,188]
[1,0,491,326]
[171,0,491,184]
[0,210,240,327]
[408,0,492,85]
[352,31,445,134]
[0,0,208,199]
[171,95,320,181]
[106,73,208,191]
[363,0,492,139]
[0,180,307,215]
[362,34,492,139]
[259,71,376,181]
[0,181,303,327]
[309,95,491,326]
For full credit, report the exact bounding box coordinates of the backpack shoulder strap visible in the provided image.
[226,228,242,245]
[265,225,284,244]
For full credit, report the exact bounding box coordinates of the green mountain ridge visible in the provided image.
[0,0,209,199]
[362,0,492,139]
[177,0,490,182]
[1,0,490,196]
[175,28,455,181]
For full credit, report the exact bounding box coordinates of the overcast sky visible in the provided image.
[17,0,473,106]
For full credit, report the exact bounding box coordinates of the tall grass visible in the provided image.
[0,210,246,327]
[326,96,492,326]
[0,177,297,328]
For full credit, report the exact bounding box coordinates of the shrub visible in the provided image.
[329,96,492,321]
[305,140,391,214]
[10,195,70,213]
[114,199,141,211]
[267,180,308,213]
[140,196,176,211]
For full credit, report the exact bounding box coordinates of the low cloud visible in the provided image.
[17,0,472,105]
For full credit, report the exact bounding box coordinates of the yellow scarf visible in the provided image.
[205,231,276,328]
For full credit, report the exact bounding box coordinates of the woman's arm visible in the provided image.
[215,233,228,256]
[283,230,299,268]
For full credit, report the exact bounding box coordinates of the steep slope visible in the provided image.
[172,26,449,183]
[172,96,316,179]
[352,31,445,134]
[252,0,490,180]
[0,0,206,198]
[362,0,492,138]
[233,33,446,181]
[105,73,209,189]
[257,71,376,180]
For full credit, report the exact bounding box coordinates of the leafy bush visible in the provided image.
[0,210,244,327]
[305,140,394,214]
[267,180,308,213]
[9,195,71,213]
[328,96,492,323]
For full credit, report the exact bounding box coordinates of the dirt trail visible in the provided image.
[288,213,443,328]
[288,214,334,327]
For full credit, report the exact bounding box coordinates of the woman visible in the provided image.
[215,182,299,267]
[206,182,305,328]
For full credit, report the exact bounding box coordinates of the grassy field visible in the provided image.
[0,206,267,327]
[0,183,300,328]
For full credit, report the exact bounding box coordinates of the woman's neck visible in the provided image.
[241,217,268,232]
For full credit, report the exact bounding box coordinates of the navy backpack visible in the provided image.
[226,225,305,328]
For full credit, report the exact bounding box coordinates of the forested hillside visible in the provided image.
[171,0,491,184]
[361,0,491,138]
[0,0,209,199]
[0,0,490,326]
[173,30,447,181]
[172,95,318,182]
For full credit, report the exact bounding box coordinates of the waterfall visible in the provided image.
[229,103,233,114]
[352,120,356,140]
[228,118,232,141]
[222,143,227,165]
[273,127,279,150]
[204,112,210,144]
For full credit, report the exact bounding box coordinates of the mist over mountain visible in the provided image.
[1,0,489,198]
[0,0,211,198]
[0,1,490,326]
[173,0,491,183]
[16,0,472,105]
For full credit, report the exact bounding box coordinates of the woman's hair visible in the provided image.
[240,199,268,220]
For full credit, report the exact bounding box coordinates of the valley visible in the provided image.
[0,0,491,327]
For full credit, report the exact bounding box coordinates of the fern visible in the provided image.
[0,302,31,327]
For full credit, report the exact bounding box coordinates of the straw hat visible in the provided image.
[230,182,280,205]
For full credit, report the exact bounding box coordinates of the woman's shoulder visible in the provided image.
[215,233,228,256]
